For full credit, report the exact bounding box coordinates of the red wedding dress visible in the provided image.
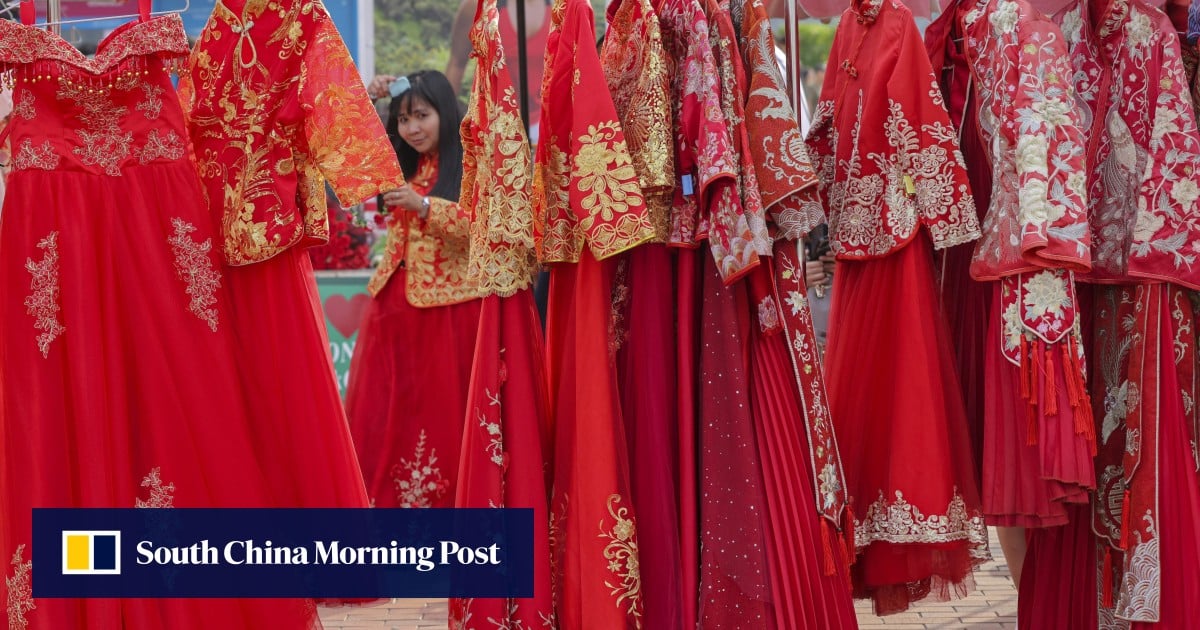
[0,12,316,629]
[345,155,482,509]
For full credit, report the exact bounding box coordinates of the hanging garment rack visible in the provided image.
[31,0,191,35]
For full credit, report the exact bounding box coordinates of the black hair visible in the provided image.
[387,70,464,202]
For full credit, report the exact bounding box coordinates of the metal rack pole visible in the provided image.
[514,0,530,136]
[47,0,62,35]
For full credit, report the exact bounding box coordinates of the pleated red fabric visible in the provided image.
[747,306,859,629]
[674,247,702,630]
[1017,504,1097,630]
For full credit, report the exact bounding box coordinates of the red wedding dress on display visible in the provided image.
[345,155,482,509]
[0,11,316,629]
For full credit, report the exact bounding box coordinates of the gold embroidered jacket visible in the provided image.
[180,0,404,266]
[367,156,480,306]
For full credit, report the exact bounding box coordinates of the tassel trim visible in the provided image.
[821,519,837,577]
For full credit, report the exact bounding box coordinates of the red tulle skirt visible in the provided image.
[0,165,317,629]
[981,282,1093,528]
[824,231,987,615]
[221,248,369,509]
[344,271,481,508]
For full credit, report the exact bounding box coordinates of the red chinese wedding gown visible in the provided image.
[809,0,989,614]
[181,0,405,509]
[345,155,482,508]
[449,0,555,624]
[0,10,316,629]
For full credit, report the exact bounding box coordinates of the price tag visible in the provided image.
[681,174,695,197]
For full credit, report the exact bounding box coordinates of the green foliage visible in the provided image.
[374,6,453,80]
[795,21,836,70]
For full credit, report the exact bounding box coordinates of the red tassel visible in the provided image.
[1062,343,1081,406]
[821,520,837,576]
[1120,490,1132,550]
[1101,547,1115,608]
[1019,335,1031,400]
[1045,348,1058,416]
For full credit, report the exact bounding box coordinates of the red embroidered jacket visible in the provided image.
[736,0,825,241]
[960,0,1091,278]
[808,0,981,261]
[533,0,655,264]
[181,0,404,266]
[458,0,539,297]
[1063,0,1200,288]
[367,156,480,306]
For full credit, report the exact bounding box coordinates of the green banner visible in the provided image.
[314,270,373,397]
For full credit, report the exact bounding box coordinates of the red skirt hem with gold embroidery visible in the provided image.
[824,230,988,616]
[1,165,318,629]
[345,270,481,509]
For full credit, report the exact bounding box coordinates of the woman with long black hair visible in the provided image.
[346,70,481,508]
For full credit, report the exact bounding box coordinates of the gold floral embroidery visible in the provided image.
[56,79,135,177]
[136,129,185,164]
[12,90,34,120]
[137,83,165,120]
[572,123,655,260]
[0,15,189,74]
[392,430,448,508]
[476,388,505,469]
[598,494,642,623]
[462,73,538,295]
[167,218,221,331]
[854,488,990,561]
[6,545,34,630]
[135,467,177,508]
[182,0,403,266]
[599,0,674,241]
[25,231,65,358]
[535,140,583,263]
[12,138,59,171]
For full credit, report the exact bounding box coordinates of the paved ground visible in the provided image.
[318,529,1017,629]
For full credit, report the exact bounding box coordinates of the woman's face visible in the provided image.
[395,94,441,155]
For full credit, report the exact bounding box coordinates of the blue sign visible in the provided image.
[32,508,535,598]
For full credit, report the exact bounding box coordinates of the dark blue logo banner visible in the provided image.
[32,508,534,598]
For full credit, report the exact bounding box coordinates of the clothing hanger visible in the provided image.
[21,0,191,30]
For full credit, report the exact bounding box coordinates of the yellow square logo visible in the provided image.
[61,531,121,575]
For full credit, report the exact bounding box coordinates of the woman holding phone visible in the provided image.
[347,70,482,508]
